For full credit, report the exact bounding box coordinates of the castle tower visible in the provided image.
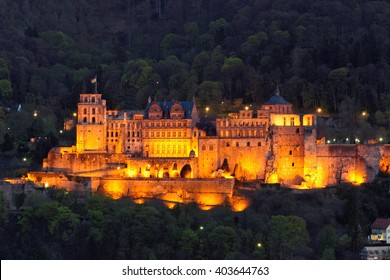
[76,93,107,152]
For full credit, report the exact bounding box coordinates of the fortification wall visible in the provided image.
[216,140,268,180]
[95,177,235,206]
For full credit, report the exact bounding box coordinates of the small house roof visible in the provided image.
[371,218,390,229]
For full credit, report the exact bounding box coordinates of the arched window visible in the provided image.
[258,142,261,146]
[173,163,178,170]
[83,108,87,114]
[92,117,96,123]
[202,144,206,151]
[296,128,300,134]
[236,142,239,147]
[209,145,213,151]
[83,117,87,123]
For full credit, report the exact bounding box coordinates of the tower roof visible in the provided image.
[263,85,291,105]
[263,94,291,105]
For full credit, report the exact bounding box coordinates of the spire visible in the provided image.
[275,84,280,96]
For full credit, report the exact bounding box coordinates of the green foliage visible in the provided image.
[0,79,12,98]
[269,215,311,259]
[0,191,8,224]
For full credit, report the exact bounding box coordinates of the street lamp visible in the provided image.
[317,108,322,113]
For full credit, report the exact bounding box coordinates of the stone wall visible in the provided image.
[95,177,235,206]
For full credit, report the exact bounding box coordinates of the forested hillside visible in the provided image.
[1,0,390,168]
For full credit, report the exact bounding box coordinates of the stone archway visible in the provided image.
[180,164,192,178]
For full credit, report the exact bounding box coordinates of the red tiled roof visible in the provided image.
[371,218,390,229]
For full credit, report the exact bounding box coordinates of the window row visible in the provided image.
[145,121,188,128]
[219,130,265,137]
[224,141,262,147]
[82,108,102,115]
[146,144,188,155]
[218,121,267,127]
[107,131,141,138]
[145,131,188,138]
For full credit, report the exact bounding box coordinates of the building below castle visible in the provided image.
[26,88,390,201]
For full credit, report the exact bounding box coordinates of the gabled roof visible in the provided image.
[144,100,195,119]
[371,218,390,229]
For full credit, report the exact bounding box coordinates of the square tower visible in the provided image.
[76,93,107,152]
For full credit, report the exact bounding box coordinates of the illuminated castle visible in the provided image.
[35,88,390,191]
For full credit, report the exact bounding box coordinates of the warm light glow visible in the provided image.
[44,182,49,188]
[196,193,225,206]
[346,170,366,186]
[379,137,383,142]
[198,205,214,211]
[23,158,27,162]
[205,107,210,113]
[362,111,367,116]
[230,195,250,212]
[266,173,279,183]
[127,169,136,177]
[73,112,77,117]
[257,243,262,248]
[133,198,145,204]
[33,110,38,117]
[245,106,249,111]
[317,108,322,113]
[163,202,177,209]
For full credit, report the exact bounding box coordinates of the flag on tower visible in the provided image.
[90,75,97,84]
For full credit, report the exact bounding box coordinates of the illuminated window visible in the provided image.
[292,162,295,167]
[289,150,292,155]
[247,142,250,147]
[258,142,261,146]
[202,144,206,150]
[209,145,213,150]
[236,142,239,147]
[226,142,230,147]
[290,117,295,126]
[83,108,87,114]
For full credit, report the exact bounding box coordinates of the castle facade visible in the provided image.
[39,90,390,189]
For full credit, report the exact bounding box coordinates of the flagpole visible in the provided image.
[95,76,97,94]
